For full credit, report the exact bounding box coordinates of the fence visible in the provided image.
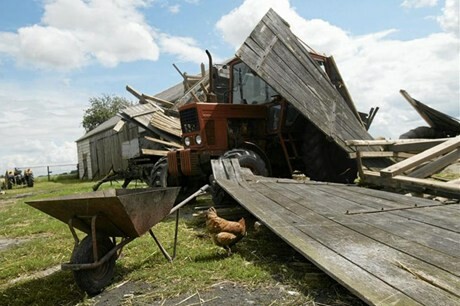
[11,164,78,181]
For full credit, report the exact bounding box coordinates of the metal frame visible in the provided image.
[61,185,210,271]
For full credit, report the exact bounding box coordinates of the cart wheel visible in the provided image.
[71,234,116,296]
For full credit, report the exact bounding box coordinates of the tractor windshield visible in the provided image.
[232,61,278,105]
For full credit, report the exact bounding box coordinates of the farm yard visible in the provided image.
[0,177,364,306]
[1,4,459,306]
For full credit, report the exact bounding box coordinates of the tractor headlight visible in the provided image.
[184,137,191,147]
[195,135,202,145]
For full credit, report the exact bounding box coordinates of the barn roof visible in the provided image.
[75,115,121,142]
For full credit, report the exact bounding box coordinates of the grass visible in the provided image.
[0,178,362,305]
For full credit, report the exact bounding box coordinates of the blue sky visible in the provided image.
[0,0,459,174]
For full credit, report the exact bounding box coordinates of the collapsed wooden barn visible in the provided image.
[75,69,207,181]
[75,116,144,180]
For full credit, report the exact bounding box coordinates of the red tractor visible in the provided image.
[149,54,357,204]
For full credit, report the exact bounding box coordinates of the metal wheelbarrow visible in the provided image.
[26,185,209,295]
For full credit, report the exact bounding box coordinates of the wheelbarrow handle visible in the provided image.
[169,184,210,215]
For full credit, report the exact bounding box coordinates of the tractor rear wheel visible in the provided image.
[26,174,34,187]
[301,124,357,184]
[71,234,116,296]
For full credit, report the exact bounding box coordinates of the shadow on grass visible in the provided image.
[0,270,85,306]
[185,214,366,306]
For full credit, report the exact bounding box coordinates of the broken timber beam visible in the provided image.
[141,149,169,156]
[141,94,175,107]
[380,136,460,178]
[144,136,183,149]
[408,148,460,178]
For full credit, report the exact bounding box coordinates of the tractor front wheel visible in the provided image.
[212,149,268,206]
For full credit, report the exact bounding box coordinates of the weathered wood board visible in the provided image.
[236,9,374,152]
[211,158,460,306]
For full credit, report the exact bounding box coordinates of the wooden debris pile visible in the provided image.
[119,62,212,157]
[347,136,460,200]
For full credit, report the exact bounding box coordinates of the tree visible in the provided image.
[82,94,133,132]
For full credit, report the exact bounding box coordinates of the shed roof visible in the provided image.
[75,115,121,142]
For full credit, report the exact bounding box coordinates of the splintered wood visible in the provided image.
[122,62,208,155]
[347,136,460,199]
[151,111,182,137]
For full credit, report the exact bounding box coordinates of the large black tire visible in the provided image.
[221,149,269,176]
[26,174,34,187]
[301,124,357,184]
[149,157,169,187]
[71,234,116,296]
[212,149,268,206]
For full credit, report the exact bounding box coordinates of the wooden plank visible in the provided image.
[141,94,175,107]
[349,151,414,159]
[346,138,448,147]
[221,158,238,183]
[246,181,459,304]
[315,184,460,232]
[380,136,460,177]
[267,182,460,258]
[144,136,183,148]
[236,9,373,153]
[126,85,142,99]
[393,175,460,199]
[172,75,209,111]
[409,148,460,178]
[210,159,227,181]
[211,145,460,305]
[141,149,168,156]
[214,179,419,305]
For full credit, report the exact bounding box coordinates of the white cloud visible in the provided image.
[0,0,159,70]
[216,0,292,48]
[401,0,438,8]
[159,34,216,64]
[0,0,215,70]
[216,0,459,139]
[168,4,180,14]
[0,81,85,173]
[437,0,460,36]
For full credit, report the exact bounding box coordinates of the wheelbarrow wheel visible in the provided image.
[71,234,116,296]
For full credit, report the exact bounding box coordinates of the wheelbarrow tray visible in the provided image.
[26,187,180,238]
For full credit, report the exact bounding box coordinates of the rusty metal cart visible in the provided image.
[26,186,208,295]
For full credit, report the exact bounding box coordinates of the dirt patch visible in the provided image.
[91,281,311,306]
[0,238,27,252]
[8,265,61,285]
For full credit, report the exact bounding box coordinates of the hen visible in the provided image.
[205,207,246,255]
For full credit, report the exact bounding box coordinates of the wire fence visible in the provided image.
[5,164,79,181]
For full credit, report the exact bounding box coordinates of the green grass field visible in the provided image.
[0,178,362,305]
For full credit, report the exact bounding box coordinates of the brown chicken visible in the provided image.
[205,207,246,255]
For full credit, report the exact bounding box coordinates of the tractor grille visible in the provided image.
[180,108,199,133]
[205,120,216,145]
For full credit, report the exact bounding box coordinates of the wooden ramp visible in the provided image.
[211,159,460,306]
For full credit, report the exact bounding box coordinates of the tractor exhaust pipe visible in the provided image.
[205,50,217,102]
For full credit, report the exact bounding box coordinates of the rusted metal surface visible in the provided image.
[26,187,180,238]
